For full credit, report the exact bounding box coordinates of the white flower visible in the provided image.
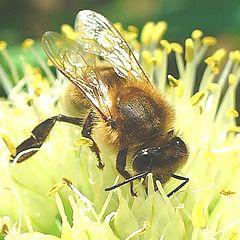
[0,15,239,240]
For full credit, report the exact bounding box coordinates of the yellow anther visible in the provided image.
[229,50,240,63]
[160,39,172,53]
[205,57,220,74]
[152,21,167,42]
[26,97,34,106]
[1,223,9,236]
[205,48,226,74]
[0,41,7,51]
[228,73,237,86]
[141,21,155,45]
[191,29,203,40]
[185,38,194,62]
[171,42,183,54]
[192,202,207,229]
[1,134,16,156]
[228,126,240,133]
[62,177,73,186]
[226,109,239,118]
[127,25,138,33]
[123,31,138,42]
[75,137,93,147]
[168,75,180,87]
[61,24,77,40]
[47,59,54,67]
[114,22,123,32]
[22,38,34,49]
[202,36,217,46]
[34,88,42,97]
[220,189,236,196]
[191,91,205,106]
[207,83,219,92]
[204,57,212,65]
[138,221,150,235]
[48,180,67,196]
[213,48,226,62]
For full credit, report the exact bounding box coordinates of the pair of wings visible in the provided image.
[42,10,149,121]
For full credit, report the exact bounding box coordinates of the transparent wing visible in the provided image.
[74,10,148,81]
[42,31,112,120]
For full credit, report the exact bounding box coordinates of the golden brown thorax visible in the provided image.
[65,67,175,154]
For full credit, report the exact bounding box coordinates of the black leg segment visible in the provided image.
[167,174,189,197]
[11,114,83,163]
[114,147,136,196]
[81,111,104,169]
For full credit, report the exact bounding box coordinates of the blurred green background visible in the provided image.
[1,0,240,46]
[1,0,240,75]
[0,0,240,124]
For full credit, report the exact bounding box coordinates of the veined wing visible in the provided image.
[74,10,149,81]
[42,31,112,121]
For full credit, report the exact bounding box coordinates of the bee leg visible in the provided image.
[167,174,189,197]
[10,114,83,163]
[81,111,104,169]
[115,148,137,196]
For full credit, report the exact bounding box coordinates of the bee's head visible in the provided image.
[132,137,188,183]
[105,137,189,194]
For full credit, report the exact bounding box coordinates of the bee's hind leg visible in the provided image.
[81,111,104,169]
[11,114,84,163]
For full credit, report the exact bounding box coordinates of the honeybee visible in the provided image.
[11,10,189,196]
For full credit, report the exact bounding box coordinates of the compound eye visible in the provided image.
[132,150,151,173]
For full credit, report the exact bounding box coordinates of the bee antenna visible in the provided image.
[105,171,149,192]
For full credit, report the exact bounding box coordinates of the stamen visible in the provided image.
[202,36,217,46]
[0,41,19,84]
[192,202,207,228]
[172,43,184,78]
[160,39,172,54]
[226,109,239,118]
[229,50,240,63]
[0,41,7,51]
[191,91,205,106]
[191,29,203,40]
[1,133,16,156]
[168,75,180,88]
[141,21,155,45]
[61,24,77,40]
[22,38,34,49]
[171,42,183,54]
[185,38,194,62]
[75,137,93,147]
[228,126,240,133]
[152,21,167,42]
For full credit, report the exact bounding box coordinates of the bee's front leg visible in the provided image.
[11,114,84,163]
[81,111,104,169]
[115,147,137,196]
